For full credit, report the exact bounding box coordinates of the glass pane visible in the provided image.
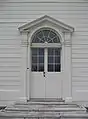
[32,65,37,71]
[48,56,53,63]
[32,48,37,55]
[48,48,54,56]
[32,56,37,63]
[48,64,53,72]
[55,48,60,56]
[31,48,44,72]
[40,39,44,43]
[39,65,44,72]
[47,38,53,43]
[39,56,44,63]
[53,37,58,43]
[43,30,49,37]
[44,37,48,42]
[41,38,45,43]
[48,48,61,72]
[37,31,43,39]
[55,56,60,64]
[55,64,61,72]
[39,48,44,55]
[49,31,56,38]
[32,37,40,43]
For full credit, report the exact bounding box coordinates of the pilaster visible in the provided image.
[62,33,72,100]
[20,32,28,101]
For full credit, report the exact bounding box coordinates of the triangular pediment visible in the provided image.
[18,15,74,32]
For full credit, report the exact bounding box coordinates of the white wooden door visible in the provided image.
[31,48,62,98]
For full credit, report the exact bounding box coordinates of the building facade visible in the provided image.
[0,0,88,106]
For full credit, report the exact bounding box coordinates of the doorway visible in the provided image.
[31,47,62,98]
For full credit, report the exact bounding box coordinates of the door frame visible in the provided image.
[20,25,72,101]
[26,25,72,100]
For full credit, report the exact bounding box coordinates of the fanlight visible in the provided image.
[32,28,60,43]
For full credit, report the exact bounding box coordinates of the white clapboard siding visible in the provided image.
[0,0,88,2]
[0,22,22,104]
[72,44,88,49]
[0,0,88,104]
[72,54,88,59]
[72,39,88,44]
[72,87,88,101]
[72,63,88,68]
[72,75,88,81]
[0,89,20,101]
[72,49,88,54]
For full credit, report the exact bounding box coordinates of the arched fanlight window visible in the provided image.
[32,28,61,43]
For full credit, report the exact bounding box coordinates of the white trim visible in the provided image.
[27,39,31,100]
[19,16,74,100]
[27,25,71,99]
[18,15,74,33]
[29,26,72,100]
[31,43,62,48]
[20,33,28,100]
[62,33,72,99]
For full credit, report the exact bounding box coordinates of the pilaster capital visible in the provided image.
[21,32,28,47]
[64,33,72,47]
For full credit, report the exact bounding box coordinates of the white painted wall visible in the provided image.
[0,0,88,105]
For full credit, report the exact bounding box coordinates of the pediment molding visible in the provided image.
[18,15,74,33]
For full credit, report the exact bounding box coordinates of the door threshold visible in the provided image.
[29,98,64,102]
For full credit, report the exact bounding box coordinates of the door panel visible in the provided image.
[46,73,62,98]
[31,48,44,72]
[31,72,45,98]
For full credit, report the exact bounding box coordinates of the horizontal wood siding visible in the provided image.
[0,0,88,103]
[0,23,22,105]
[0,0,88,2]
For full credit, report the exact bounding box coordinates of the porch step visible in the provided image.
[4,100,86,113]
[0,100,88,118]
[5,102,86,112]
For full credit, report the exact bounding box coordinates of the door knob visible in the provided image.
[43,71,45,77]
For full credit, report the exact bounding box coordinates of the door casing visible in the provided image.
[26,25,72,100]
